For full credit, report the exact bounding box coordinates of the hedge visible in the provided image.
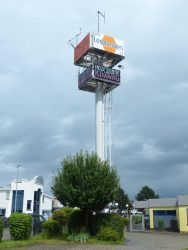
[9,213,32,240]
[0,218,3,242]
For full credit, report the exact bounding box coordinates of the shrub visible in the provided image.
[9,213,32,241]
[107,214,124,238]
[122,217,130,226]
[89,213,110,235]
[0,218,3,242]
[53,207,75,226]
[132,215,142,224]
[42,219,62,238]
[61,207,74,220]
[67,232,90,243]
[90,213,124,238]
[67,209,85,233]
[53,210,67,225]
[158,219,164,231]
[96,227,120,242]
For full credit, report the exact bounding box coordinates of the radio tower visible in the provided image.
[73,13,125,163]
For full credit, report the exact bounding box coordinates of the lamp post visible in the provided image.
[14,164,21,212]
[126,204,129,218]
[133,203,136,215]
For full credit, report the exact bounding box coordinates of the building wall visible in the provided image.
[177,206,188,232]
[0,177,53,218]
[0,190,11,216]
[10,179,43,216]
[42,195,53,219]
[42,195,52,211]
[52,198,63,210]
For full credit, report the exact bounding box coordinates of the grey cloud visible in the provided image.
[0,0,188,199]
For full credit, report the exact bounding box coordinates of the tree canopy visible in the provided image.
[114,186,131,213]
[135,185,159,201]
[51,151,119,213]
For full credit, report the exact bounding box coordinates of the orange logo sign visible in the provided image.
[102,35,116,53]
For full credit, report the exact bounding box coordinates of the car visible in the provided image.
[31,214,45,235]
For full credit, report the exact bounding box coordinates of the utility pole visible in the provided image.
[96,11,105,160]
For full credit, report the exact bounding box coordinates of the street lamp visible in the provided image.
[126,204,129,218]
[14,164,21,212]
[133,203,136,215]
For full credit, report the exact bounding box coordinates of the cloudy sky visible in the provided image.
[0,0,188,199]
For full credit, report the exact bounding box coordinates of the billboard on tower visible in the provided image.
[74,33,90,66]
[74,32,125,67]
[78,64,120,93]
[91,32,124,56]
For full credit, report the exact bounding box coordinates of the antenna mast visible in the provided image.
[67,28,82,48]
[97,11,105,33]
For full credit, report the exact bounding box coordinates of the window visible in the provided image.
[27,200,32,210]
[11,190,24,213]
[154,210,176,216]
[33,189,42,214]
[0,208,6,216]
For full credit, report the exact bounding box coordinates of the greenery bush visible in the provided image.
[107,214,124,238]
[90,213,124,239]
[96,227,120,242]
[0,218,3,242]
[122,217,130,226]
[158,219,164,231]
[122,217,129,232]
[52,210,67,226]
[42,219,62,238]
[9,213,32,241]
[67,209,85,233]
[61,207,74,218]
[132,215,142,224]
[67,232,89,243]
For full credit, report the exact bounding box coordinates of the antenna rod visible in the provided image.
[67,28,82,48]
[97,11,105,33]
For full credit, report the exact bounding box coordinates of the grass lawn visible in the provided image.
[0,235,68,249]
[0,234,124,249]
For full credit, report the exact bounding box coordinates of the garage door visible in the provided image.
[153,210,176,229]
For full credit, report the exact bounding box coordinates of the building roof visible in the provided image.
[177,195,188,206]
[135,195,188,209]
[148,198,177,208]
[43,193,53,199]
[0,187,11,191]
[134,200,149,209]
[32,176,44,186]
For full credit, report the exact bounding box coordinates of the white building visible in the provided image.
[0,176,53,218]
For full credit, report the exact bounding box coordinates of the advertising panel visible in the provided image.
[91,32,124,57]
[94,64,120,84]
[74,33,90,64]
[78,64,120,90]
[78,65,92,86]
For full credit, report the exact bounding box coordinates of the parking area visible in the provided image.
[2,228,11,240]
[126,231,188,250]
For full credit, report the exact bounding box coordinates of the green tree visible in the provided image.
[51,151,119,226]
[114,186,131,213]
[135,185,159,201]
